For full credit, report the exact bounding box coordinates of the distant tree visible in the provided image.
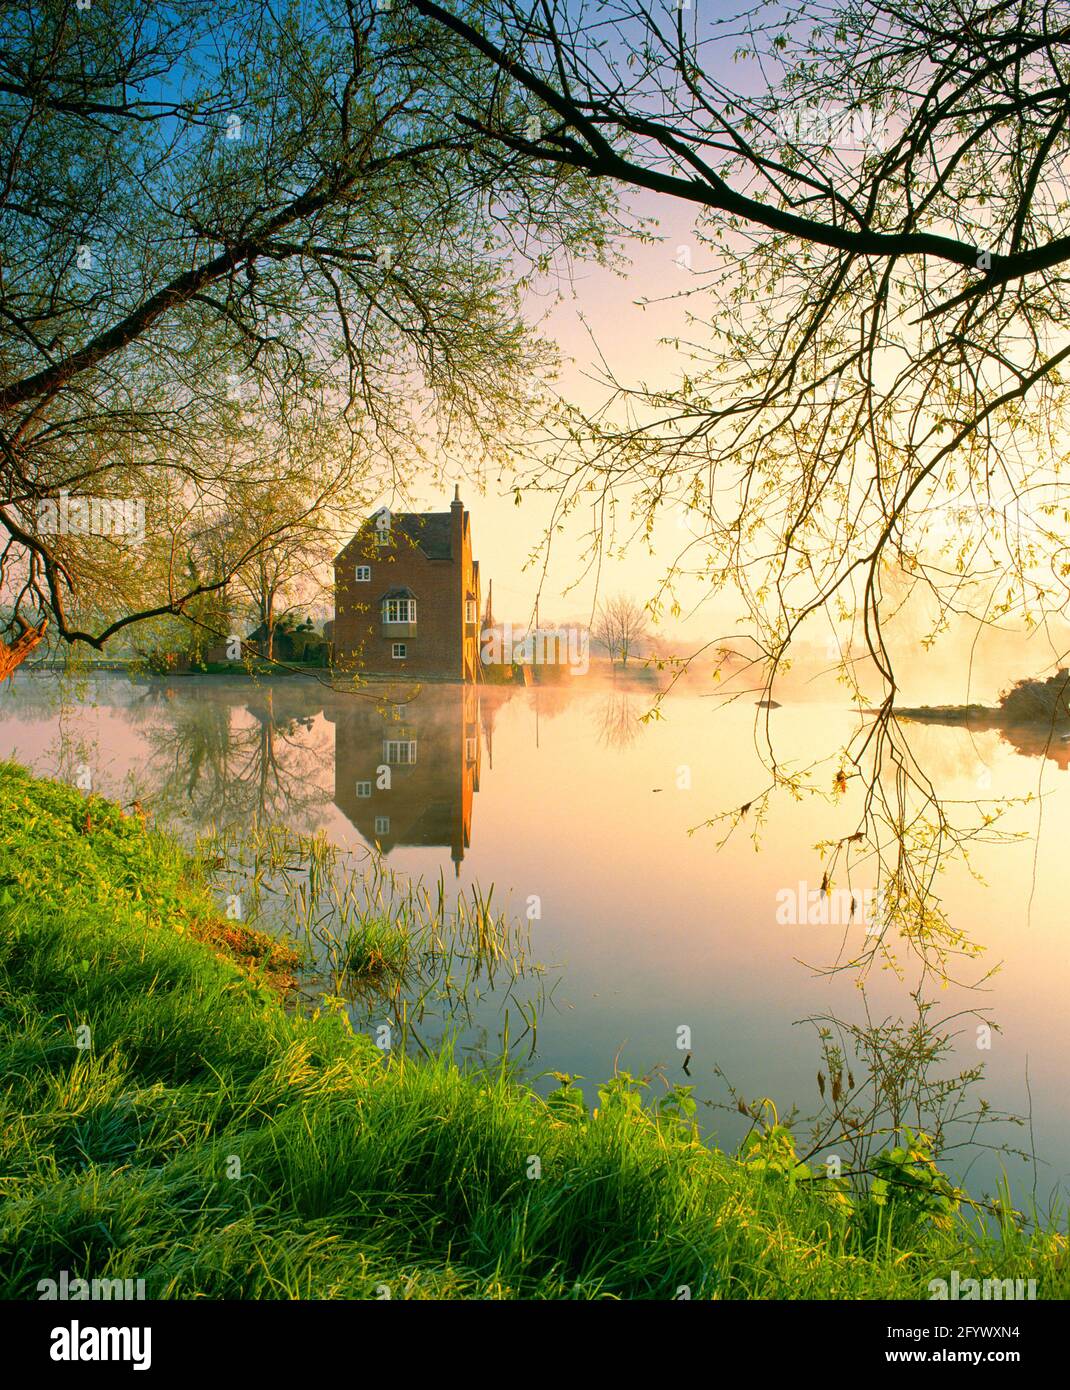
[175,548,234,670]
[593,595,649,667]
[224,484,338,662]
[999,670,1070,725]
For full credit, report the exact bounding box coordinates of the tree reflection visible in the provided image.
[593,690,642,751]
[131,681,329,833]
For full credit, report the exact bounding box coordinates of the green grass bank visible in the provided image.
[0,761,1064,1299]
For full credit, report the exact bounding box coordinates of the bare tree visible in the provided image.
[593,594,649,667]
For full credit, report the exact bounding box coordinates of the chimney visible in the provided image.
[450,484,463,560]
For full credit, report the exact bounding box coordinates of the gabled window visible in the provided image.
[391,642,407,659]
[355,565,371,581]
[383,598,416,624]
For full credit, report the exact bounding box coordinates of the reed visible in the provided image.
[192,817,541,1060]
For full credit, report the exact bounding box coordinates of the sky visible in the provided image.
[438,195,712,634]
[380,2,775,637]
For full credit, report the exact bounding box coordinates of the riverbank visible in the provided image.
[0,761,1064,1299]
[895,704,1002,725]
[26,657,664,686]
[895,702,1069,731]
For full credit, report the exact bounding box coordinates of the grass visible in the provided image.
[0,759,1065,1299]
[337,913,411,983]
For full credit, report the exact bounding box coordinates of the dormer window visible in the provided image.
[383,597,416,624]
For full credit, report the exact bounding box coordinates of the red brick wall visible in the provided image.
[333,501,479,679]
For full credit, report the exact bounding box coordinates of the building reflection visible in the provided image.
[118,675,509,865]
[328,684,488,873]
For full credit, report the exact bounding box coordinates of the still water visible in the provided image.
[1,670,1067,1207]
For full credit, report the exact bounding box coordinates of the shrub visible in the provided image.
[998,669,1070,722]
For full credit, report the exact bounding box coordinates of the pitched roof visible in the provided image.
[334,510,455,565]
[392,512,452,559]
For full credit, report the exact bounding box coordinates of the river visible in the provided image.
[1,670,1066,1209]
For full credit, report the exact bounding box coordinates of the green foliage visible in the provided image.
[867,1129,963,1234]
[247,618,330,667]
[656,1084,699,1134]
[338,915,410,984]
[138,649,185,676]
[596,1070,646,1117]
[545,1074,588,1126]
[0,764,1063,1300]
[741,1121,814,1186]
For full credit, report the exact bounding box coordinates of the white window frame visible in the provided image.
[383,598,416,624]
[374,816,390,835]
[391,642,407,660]
[465,736,477,761]
[465,599,477,624]
[355,780,372,798]
[355,565,371,582]
[383,739,417,765]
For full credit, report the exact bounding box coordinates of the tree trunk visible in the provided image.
[0,617,48,680]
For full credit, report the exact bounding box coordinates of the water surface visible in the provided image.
[2,671,1066,1208]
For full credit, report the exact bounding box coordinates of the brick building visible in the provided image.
[332,488,481,680]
